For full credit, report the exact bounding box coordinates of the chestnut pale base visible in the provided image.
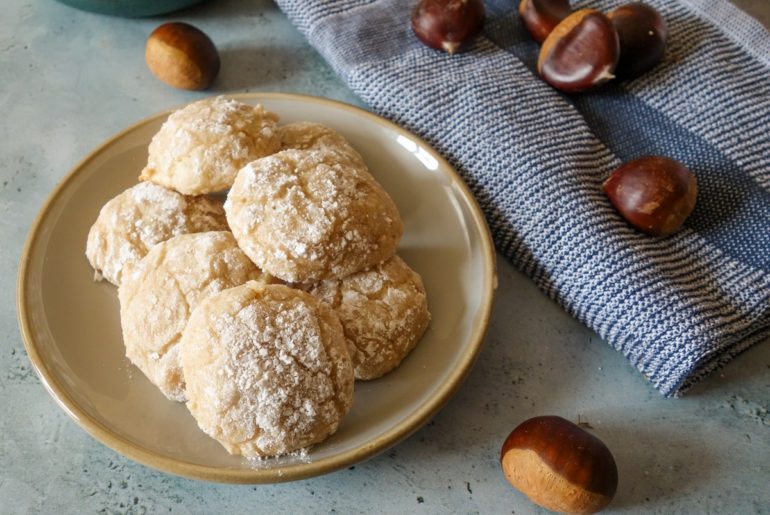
[145,23,220,91]
[501,449,613,515]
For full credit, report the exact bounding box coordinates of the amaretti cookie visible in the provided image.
[278,121,365,168]
[118,231,271,402]
[225,148,403,283]
[180,282,354,457]
[140,97,281,195]
[310,255,430,380]
[85,182,227,286]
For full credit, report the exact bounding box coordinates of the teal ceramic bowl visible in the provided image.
[55,0,208,17]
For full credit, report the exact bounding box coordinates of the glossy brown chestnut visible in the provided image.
[145,22,220,90]
[608,2,668,78]
[603,156,697,236]
[500,416,618,514]
[411,0,485,55]
[537,9,620,92]
[518,0,572,44]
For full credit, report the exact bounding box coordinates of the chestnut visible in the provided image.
[608,3,668,78]
[145,22,220,90]
[537,9,620,92]
[518,0,572,44]
[500,416,618,514]
[603,156,697,236]
[411,0,486,55]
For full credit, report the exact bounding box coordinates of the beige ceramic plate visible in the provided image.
[17,93,496,483]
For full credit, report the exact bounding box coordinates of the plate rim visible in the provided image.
[16,92,497,483]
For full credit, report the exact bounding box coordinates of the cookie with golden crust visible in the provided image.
[310,255,430,380]
[224,148,403,283]
[140,97,281,195]
[86,182,227,286]
[180,282,354,457]
[278,121,365,167]
[118,231,270,402]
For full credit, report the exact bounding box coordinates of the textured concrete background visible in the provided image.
[1,1,768,513]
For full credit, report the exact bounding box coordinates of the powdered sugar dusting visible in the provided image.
[225,148,402,282]
[180,283,354,457]
[140,97,281,195]
[245,447,312,469]
[278,121,365,168]
[89,100,433,463]
[86,182,227,286]
[310,256,430,380]
[118,231,268,402]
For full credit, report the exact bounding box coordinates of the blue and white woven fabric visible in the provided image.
[274,0,770,396]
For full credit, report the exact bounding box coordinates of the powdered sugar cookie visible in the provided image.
[278,121,365,167]
[118,231,270,402]
[180,282,354,457]
[225,148,402,283]
[310,255,430,380]
[140,97,281,195]
[85,182,227,286]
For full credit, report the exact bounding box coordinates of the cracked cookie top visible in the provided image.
[86,182,228,286]
[118,231,271,402]
[225,148,403,283]
[140,97,281,195]
[180,282,354,458]
[278,121,365,168]
[310,255,430,380]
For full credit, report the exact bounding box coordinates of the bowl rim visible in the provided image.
[16,92,497,484]
[53,0,208,18]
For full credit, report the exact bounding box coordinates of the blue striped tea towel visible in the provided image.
[274,0,770,396]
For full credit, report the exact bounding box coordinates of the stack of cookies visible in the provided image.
[85,97,430,458]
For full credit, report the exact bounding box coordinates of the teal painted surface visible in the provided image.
[54,0,208,17]
[1,0,768,513]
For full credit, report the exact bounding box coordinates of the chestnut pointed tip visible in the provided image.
[442,41,460,54]
[596,68,616,83]
[538,9,619,92]
[411,0,485,55]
